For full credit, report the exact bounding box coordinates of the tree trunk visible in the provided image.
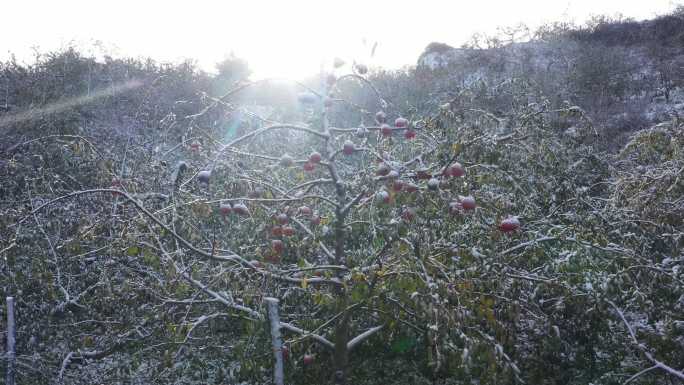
[332,294,350,384]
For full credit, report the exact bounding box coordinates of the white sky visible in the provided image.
[1,0,680,79]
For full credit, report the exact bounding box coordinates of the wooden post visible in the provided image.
[6,296,16,385]
[264,297,284,385]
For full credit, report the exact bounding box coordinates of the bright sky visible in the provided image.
[1,0,680,79]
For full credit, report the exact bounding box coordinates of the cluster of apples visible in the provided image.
[303,151,322,172]
[374,164,420,206]
[218,201,250,217]
[269,206,321,259]
[373,160,520,232]
[375,111,416,140]
[277,345,315,366]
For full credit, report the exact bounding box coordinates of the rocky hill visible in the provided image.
[416,11,684,147]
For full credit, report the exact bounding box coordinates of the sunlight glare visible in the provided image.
[0,0,678,80]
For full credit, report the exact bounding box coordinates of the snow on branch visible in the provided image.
[607,300,684,382]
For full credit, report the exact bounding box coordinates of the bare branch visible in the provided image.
[279,322,334,350]
[347,325,384,351]
[623,365,659,384]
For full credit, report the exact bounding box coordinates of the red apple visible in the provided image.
[298,206,312,216]
[427,177,440,191]
[404,129,416,140]
[499,217,521,233]
[446,163,465,177]
[342,140,355,155]
[395,117,408,128]
[416,169,432,180]
[281,345,290,360]
[392,180,405,192]
[309,152,322,164]
[197,170,211,184]
[376,190,391,204]
[232,203,250,216]
[460,196,476,211]
[272,239,285,254]
[280,154,294,167]
[282,226,296,237]
[404,183,419,193]
[448,201,462,215]
[110,178,123,196]
[376,163,391,176]
[381,124,392,137]
[375,111,387,124]
[272,226,283,237]
[303,162,315,172]
[310,215,321,226]
[276,213,289,225]
[303,354,314,365]
[219,202,232,216]
[401,207,416,222]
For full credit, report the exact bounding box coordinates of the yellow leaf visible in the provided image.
[301,278,308,289]
[452,142,462,155]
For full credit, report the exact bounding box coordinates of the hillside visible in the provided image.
[417,11,684,148]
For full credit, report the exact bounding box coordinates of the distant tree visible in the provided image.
[212,54,251,95]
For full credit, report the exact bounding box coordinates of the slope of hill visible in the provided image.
[417,10,684,148]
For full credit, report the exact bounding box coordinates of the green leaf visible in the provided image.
[391,336,415,353]
[126,246,140,256]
